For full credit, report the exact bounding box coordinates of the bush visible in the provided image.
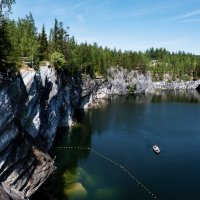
[50,51,66,69]
[127,84,136,95]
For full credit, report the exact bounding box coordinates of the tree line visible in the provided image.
[1,1,200,80]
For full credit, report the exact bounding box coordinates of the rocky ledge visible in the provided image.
[0,137,55,200]
[153,80,200,90]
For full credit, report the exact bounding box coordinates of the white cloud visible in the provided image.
[172,9,200,23]
[155,7,200,24]
[180,9,200,19]
[180,18,200,23]
[103,5,171,20]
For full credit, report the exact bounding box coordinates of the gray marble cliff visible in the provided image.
[0,66,199,199]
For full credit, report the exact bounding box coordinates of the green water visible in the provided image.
[32,90,200,200]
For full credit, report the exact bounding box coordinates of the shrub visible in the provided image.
[127,84,136,95]
[50,51,66,69]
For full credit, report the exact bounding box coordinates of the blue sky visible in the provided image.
[10,0,200,54]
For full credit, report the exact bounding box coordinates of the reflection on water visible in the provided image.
[151,89,200,103]
[133,89,200,104]
[32,90,200,200]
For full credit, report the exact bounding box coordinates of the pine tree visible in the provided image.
[0,0,16,70]
[38,24,48,61]
[15,13,39,65]
[0,19,12,70]
[0,0,15,18]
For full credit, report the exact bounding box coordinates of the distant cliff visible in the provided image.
[80,67,200,108]
[0,66,199,199]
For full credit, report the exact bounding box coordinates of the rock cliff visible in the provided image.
[0,65,200,199]
[80,67,154,108]
[0,66,83,199]
[0,69,56,200]
[80,67,200,108]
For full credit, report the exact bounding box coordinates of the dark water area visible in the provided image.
[32,90,200,200]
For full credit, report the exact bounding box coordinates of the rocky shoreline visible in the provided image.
[81,67,200,108]
[0,66,199,199]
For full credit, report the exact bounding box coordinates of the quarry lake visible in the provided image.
[32,90,200,200]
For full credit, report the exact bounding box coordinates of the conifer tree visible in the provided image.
[0,19,12,70]
[0,0,15,69]
[38,24,48,61]
[0,0,15,18]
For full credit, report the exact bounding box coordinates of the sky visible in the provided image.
[10,0,200,54]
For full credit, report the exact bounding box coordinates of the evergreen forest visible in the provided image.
[1,0,200,80]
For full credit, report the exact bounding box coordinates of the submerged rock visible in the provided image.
[64,183,87,199]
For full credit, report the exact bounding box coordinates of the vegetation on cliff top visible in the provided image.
[0,1,200,80]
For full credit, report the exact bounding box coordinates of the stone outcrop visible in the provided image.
[153,80,200,90]
[80,67,200,108]
[1,139,55,200]
[80,67,154,108]
[107,67,154,94]
[0,65,200,199]
[0,66,81,199]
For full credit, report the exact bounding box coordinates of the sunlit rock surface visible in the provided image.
[18,66,81,150]
[153,80,200,90]
[0,75,56,199]
[80,68,154,108]
[1,139,55,200]
[81,67,200,108]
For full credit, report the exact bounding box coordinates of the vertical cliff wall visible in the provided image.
[0,65,86,199]
[18,66,81,151]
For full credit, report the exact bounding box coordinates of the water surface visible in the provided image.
[32,90,200,200]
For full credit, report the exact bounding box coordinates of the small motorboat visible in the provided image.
[153,145,160,154]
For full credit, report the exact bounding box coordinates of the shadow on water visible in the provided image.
[31,112,93,200]
[151,89,200,103]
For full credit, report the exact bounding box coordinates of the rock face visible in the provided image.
[0,66,81,199]
[18,67,81,151]
[106,67,154,94]
[1,139,55,200]
[0,65,200,199]
[153,80,200,90]
[80,67,154,108]
[80,67,200,108]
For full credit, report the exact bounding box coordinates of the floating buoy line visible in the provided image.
[56,146,158,199]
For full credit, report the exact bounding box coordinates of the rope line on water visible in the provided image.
[56,146,158,199]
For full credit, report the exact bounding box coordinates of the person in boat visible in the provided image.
[153,145,160,153]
